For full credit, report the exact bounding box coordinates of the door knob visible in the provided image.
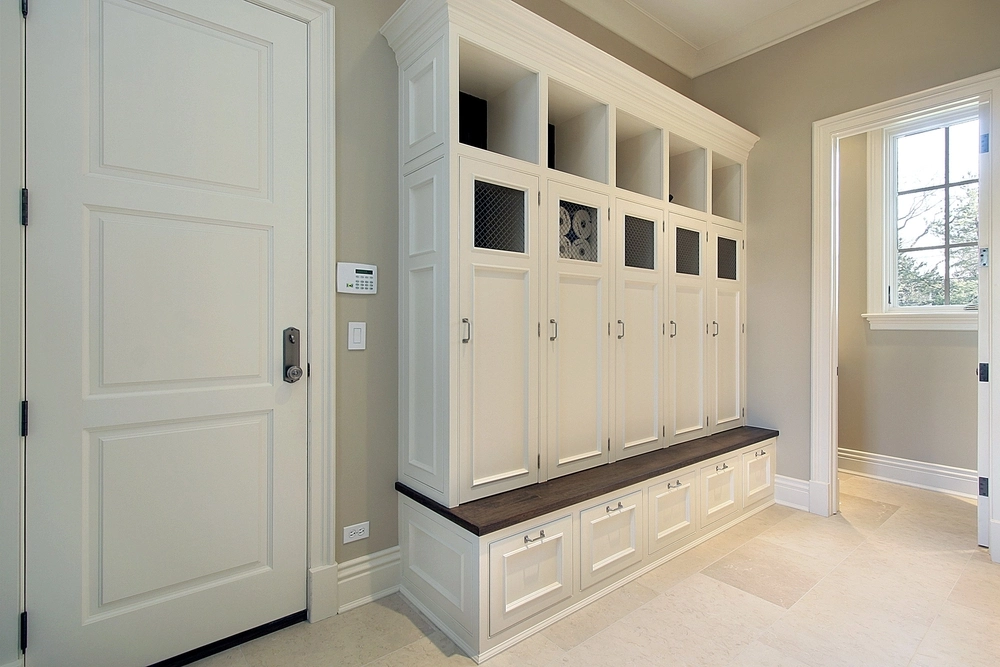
[284,327,303,383]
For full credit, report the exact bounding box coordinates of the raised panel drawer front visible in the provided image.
[489,515,573,636]
[580,490,643,590]
[647,469,697,555]
[700,455,740,527]
[743,441,775,507]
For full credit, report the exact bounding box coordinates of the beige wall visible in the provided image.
[329,0,692,563]
[837,134,977,470]
[691,0,1000,480]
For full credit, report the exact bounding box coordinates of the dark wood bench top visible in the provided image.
[396,425,779,536]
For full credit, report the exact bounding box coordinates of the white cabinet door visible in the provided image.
[647,469,698,555]
[580,490,643,590]
[25,2,308,664]
[700,455,741,527]
[545,181,612,479]
[667,214,709,444]
[743,441,776,507]
[710,224,744,432]
[489,515,573,635]
[614,200,664,461]
[459,158,540,502]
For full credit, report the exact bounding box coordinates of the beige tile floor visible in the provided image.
[192,474,1000,666]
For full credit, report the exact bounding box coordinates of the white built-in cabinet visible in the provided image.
[384,0,759,508]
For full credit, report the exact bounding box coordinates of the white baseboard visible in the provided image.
[307,563,339,623]
[337,546,401,614]
[838,448,977,498]
[809,479,832,516]
[774,475,810,511]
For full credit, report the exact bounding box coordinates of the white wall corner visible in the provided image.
[337,547,401,614]
[774,475,810,511]
[838,448,978,498]
[809,480,832,516]
[307,563,340,623]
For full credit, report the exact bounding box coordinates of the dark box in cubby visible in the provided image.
[459,92,488,150]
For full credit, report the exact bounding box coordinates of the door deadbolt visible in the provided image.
[284,327,303,383]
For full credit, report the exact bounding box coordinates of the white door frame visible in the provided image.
[0,4,337,664]
[811,68,1000,562]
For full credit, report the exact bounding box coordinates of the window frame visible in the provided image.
[865,100,982,330]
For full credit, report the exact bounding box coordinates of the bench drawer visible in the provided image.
[488,515,573,635]
[700,454,741,527]
[647,469,697,555]
[580,490,643,590]
[743,440,775,506]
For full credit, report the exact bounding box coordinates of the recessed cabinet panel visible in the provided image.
[403,38,447,163]
[615,201,663,461]
[710,225,744,432]
[700,455,740,527]
[460,159,539,502]
[647,469,697,555]
[743,441,775,507]
[580,490,643,590]
[489,515,573,635]
[668,214,709,444]
[547,183,611,479]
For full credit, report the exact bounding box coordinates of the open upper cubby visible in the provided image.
[548,79,608,184]
[668,134,707,212]
[458,40,538,164]
[615,110,663,199]
[712,152,743,223]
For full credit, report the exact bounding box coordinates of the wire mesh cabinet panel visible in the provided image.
[544,180,612,479]
[614,199,664,461]
[458,157,541,502]
[667,213,710,444]
[709,223,745,432]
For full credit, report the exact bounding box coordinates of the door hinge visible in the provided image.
[980,476,989,497]
[537,454,540,470]
[19,611,26,653]
[981,248,989,267]
[537,191,540,206]
[888,285,892,305]
[742,408,745,418]
[20,400,28,437]
[307,363,311,378]
[982,134,990,154]
[20,188,28,226]
[607,438,610,452]
[979,362,989,383]
[21,0,27,19]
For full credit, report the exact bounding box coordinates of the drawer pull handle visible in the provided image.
[550,319,558,341]
[755,449,766,457]
[669,320,677,338]
[524,530,545,545]
[716,463,729,472]
[617,320,625,339]
[667,480,682,489]
[607,501,624,513]
[462,318,471,344]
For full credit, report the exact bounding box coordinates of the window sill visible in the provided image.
[862,311,978,331]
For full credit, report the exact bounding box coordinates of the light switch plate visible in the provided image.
[348,321,366,350]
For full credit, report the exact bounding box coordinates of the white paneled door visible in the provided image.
[25,1,308,665]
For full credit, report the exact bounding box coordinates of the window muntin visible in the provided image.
[890,118,979,308]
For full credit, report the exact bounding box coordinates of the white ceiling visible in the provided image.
[558,0,882,77]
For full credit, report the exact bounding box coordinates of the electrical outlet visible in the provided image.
[343,521,370,544]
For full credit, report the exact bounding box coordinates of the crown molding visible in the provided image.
[559,0,882,78]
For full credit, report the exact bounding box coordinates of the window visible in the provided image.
[865,103,982,330]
